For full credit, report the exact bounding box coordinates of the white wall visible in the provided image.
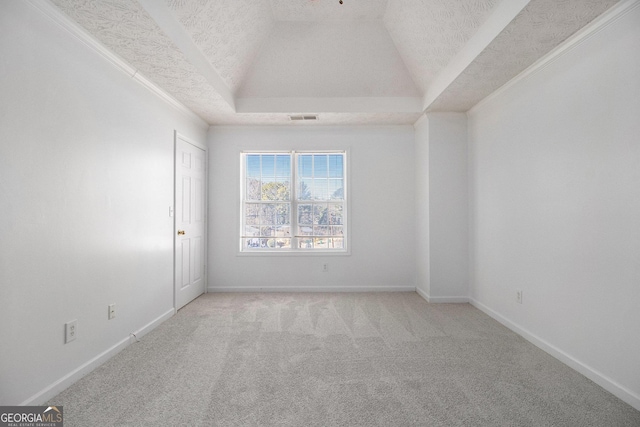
[414,113,469,301]
[0,2,207,405]
[208,126,416,291]
[414,117,430,297]
[468,3,640,409]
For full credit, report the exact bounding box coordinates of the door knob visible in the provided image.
[177,230,186,235]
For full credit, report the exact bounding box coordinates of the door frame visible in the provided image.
[173,130,208,310]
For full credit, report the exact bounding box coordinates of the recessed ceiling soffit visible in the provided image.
[49,0,233,121]
[426,0,621,112]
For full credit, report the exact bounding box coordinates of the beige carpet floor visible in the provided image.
[49,292,640,426]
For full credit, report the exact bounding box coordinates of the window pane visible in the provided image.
[329,179,343,200]
[299,155,312,177]
[247,155,261,177]
[298,238,313,249]
[245,204,259,225]
[314,204,328,225]
[299,178,312,200]
[262,203,289,225]
[298,204,312,225]
[328,238,344,249]
[329,155,343,178]
[261,155,275,176]
[261,226,274,237]
[260,204,277,224]
[330,226,343,236]
[314,155,328,176]
[244,238,261,248]
[262,180,289,201]
[244,225,259,237]
[274,238,291,249]
[298,226,313,236]
[313,238,328,249]
[274,225,290,236]
[313,178,328,200]
[246,178,260,200]
[328,204,343,225]
[314,226,328,236]
[276,155,290,177]
[276,205,290,225]
[278,179,291,201]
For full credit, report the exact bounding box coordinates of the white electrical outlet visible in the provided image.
[65,320,77,343]
[516,290,523,304]
[108,304,116,320]
[322,263,329,273]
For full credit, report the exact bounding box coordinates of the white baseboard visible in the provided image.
[427,296,470,303]
[21,308,175,406]
[415,287,469,303]
[130,308,175,340]
[469,298,640,412]
[415,287,430,302]
[207,286,416,293]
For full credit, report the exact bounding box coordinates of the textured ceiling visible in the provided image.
[270,0,388,21]
[47,0,620,126]
[384,0,500,94]
[50,0,233,120]
[237,21,420,98]
[168,0,273,93]
[427,0,620,112]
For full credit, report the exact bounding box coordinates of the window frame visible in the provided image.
[239,150,350,256]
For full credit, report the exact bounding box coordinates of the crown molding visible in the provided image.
[25,0,208,129]
[468,0,640,116]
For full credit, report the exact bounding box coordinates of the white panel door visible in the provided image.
[175,135,206,309]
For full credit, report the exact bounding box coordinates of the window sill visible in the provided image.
[237,249,351,257]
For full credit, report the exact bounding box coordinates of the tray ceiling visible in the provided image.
[270,0,388,21]
[47,0,619,125]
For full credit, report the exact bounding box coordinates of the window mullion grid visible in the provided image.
[312,155,316,249]
[241,154,246,250]
[291,151,298,251]
[242,151,345,252]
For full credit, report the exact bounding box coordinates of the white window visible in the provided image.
[241,151,347,253]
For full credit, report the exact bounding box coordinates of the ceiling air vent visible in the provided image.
[289,115,318,121]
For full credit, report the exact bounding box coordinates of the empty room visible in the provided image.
[1,0,639,425]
